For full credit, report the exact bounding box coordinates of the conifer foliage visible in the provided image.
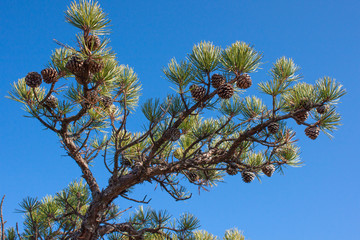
[6,0,346,239]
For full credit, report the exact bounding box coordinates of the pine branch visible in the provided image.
[65,0,110,35]
[61,135,101,197]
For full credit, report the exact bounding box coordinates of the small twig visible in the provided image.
[53,39,76,51]
[16,223,23,240]
[103,142,113,174]
[120,194,151,204]
[1,195,5,240]
[154,178,192,201]
[103,206,132,222]
[73,130,92,155]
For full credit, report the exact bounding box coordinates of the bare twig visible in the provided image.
[120,194,151,204]
[1,195,5,240]
[16,223,23,240]
[103,207,132,222]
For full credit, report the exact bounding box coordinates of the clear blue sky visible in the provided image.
[1,0,359,239]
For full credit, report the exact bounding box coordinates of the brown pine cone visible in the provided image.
[211,74,226,89]
[305,125,320,140]
[85,90,99,105]
[44,95,58,109]
[25,72,42,88]
[299,99,312,111]
[294,110,309,124]
[100,96,113,108]
[267,122,279,134]
[89,59,104,74]
[217,83,234,99]
[226,165,238,175]
[262,164,275,177]
[190,84,206,101]
[316,105,329,114]
[41,68,58,84]
[86,35,101,51]
[241,170,255,183]
[66,56,84,75]
[236,73,252,89]
[164,128,181,141]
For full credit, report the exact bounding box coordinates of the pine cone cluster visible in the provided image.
[44,95,58,109]
[217,83,234,99]
[262,164,275,177]
[267,122,279,134]
[241,170,255,183]
[190,85,206,101]
[164,128,181,141]
[236,73,252,89]
[211,74,226,89]
[25,72,42,88]
[198,73,253,101]
[66,55,104,84]
[41,68,58,84]
[305,125,320,140]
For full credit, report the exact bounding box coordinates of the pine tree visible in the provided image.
[6,0,346,239]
